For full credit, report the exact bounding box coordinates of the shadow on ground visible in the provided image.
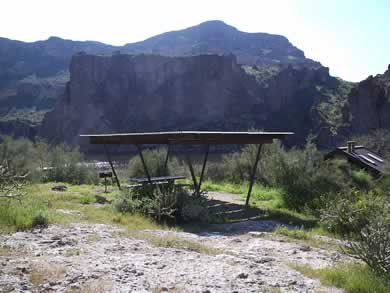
[180,196,317,235]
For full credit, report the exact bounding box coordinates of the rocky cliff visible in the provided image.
[40,54,342,149]
[348,65,390,134]
[0,20,322,136]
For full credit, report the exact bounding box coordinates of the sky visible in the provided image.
[0,0,389,82]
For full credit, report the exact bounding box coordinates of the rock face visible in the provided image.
[348,65,390,134]
[0,20,321,137]
[40,53,341,149]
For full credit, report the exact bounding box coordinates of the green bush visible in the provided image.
[0,137,98,185]
[128,148,170,178]
[320,189,389,237]
[351,170,373,190]
[114,187,209,223]
[31,210,49,228]
[345,219,390,280]
[44,144,98,185]
[204,140,347,212]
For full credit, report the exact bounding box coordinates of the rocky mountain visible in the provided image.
[1,20,389,149]
[0,20,321,134]
[123,20,320,67]
[40,53,345,149]
[0,36,117,130]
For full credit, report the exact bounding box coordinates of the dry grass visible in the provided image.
[80,277,113,293]
[0,245,29,257]
[30,263,66,287]
[63,248,80,257]
[86,232,101,242]
[133,232,222,256]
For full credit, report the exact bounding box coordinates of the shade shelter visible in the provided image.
[80,131,293,207]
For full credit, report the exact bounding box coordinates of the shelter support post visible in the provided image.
[103,144,121,190]
[245,144,262,208]
[135,144,153,184]
[185,154,199,195]
[164,144,171,170]
[196,144,210,195]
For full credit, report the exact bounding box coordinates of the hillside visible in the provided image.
[0,21,321,135]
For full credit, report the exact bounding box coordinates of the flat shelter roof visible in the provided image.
[80,131,293,145]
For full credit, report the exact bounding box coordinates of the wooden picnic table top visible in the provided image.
[129,175,187,184]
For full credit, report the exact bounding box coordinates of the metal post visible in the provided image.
[135,144,152,184]
[185,153,198,195]
[103,144,121,190]
[245,144,262,208]
[164,144,171,170]
[197,144,210,195]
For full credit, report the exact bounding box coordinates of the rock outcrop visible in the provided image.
[0,20,321,134]
[348,65,390,134]
[40,54,340,149]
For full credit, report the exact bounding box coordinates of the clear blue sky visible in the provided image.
[0,0,388,81]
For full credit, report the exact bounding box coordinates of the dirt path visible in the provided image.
[0,192,348,292]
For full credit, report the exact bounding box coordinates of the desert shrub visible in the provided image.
[205,140,347,212]
[0,136,35,174]
[261,141,346,212]
[114,187,209,223]
[320,189,389,236]
[351,170,374,190]
[322,188,390,280]
[31,210,49,228]
[345,219,390,280]
[0,137,98,185]
[43,144,98,185]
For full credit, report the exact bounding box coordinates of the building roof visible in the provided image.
[80,131,293,145]
[325,145,390,174]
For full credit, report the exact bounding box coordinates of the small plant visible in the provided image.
[273,226,309,240]
[344,219,390,280]
[31,210,48,228]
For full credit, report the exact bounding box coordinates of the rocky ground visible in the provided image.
[0,192,351,292]
[0,222,349,293]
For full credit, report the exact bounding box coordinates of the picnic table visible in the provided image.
[129,175,187,184]
[127,175,190,196]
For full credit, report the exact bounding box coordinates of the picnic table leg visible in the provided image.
[245,144,262,208]
[103,144,121,190]
[164,144,171,170]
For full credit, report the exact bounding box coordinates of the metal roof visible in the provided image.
[326,146,389,175]
[80,131,293,145]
